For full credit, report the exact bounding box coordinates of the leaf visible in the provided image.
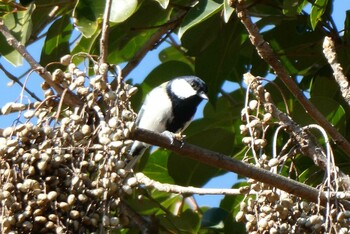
[158,209,200,233]
[159,46,194,69]
[40,15,72,69]
[0,4,34,66]
[201,207,229,228]
[283,0,300,16]
[168,127,234,187]
[263,16,325,76]
[223,0,234,23]
[178,0,222,39]
[73,0,104,37]
[142,149,175,184]
[310,0,329,30]
[106,1,170,64]
[345,11,350,44]
[195,14,246,102]
[109,0,138,23]
[154,0,169,9]
[292,96,346,135]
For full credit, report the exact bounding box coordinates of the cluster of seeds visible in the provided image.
[0,55,139,233]
[237,77,350,233]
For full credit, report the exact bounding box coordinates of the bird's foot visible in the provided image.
[162,131,186,147]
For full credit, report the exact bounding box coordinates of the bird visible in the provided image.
[126,76,208,170]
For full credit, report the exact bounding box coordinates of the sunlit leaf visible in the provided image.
[154,0,169,9]
[0,4,34,66]
[310,0,328,30]
[73,0,104,37]
[109,0,138,23]
[223,0,234,23]
[178,0,222,39]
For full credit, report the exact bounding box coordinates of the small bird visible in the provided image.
[126,76,208,170]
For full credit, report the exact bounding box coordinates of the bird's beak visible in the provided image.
[199,92,209,100]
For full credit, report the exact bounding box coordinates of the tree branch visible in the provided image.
[244,73,350,189]
[233,0,350,158]
[0,20,82,108]
[135,172,254,195]
[130,128,347,207]
[323,36,350,106]
[99,0,112,82]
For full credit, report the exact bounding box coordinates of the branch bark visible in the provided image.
[323,36,350,106]
[135,172,254,195]
[0,20,82,108]
[233,0,350,158]
[131,128,341,207]
[99,0,112,82]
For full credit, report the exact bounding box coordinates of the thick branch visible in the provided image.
[131,128,333,206]
[323,36,350,105]
[0,20,82,108]
[233,1,350,158]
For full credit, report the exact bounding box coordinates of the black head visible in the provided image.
[168,76,208,100]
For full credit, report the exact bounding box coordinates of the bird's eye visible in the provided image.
[191,81,198,89]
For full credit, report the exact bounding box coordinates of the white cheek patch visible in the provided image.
[171,79,196,99]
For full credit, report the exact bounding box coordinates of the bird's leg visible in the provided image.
[162,131,185,147]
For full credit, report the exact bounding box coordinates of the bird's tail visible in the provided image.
[125,141,148,170]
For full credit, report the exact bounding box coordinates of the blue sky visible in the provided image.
[0,1,349,207]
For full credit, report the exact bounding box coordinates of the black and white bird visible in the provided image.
[126,76,208,170]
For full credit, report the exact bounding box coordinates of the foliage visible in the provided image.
[0,0,349,233]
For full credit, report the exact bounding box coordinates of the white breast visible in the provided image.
[136,85,173,133]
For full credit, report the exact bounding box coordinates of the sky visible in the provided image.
[0,1,349,207]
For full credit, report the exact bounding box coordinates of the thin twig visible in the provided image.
[0,63,41,101]
[135,172,255,195]
[0,20,82,107]
[99,0,112,82]
[233,0,350,159]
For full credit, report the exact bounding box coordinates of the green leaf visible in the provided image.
[142,149,175,184]
[106,1,170,64]
[158,209,200,233]
[201,207,228,228]
[40,16,72,68]
[73,0,104,37]
[283,0,300,16]
[109,0,138,23]
[195,15,246,102]
[292,96,346,134]
[223,0,234,23]
[168,127,234,187]
[178,0,222,39]
[159,46,194,69]
[310,0,328,30]
[345,11,350,44]
[263,16,325,76]
[0,4,34,66]
[154,0,169,9]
